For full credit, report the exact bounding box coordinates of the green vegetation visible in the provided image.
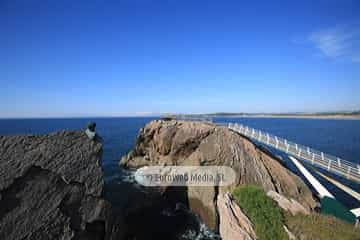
[285,213,360,240]
[231,185,360,240]
[232,185,288,240]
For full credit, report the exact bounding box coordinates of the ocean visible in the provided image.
[0,117,359,239]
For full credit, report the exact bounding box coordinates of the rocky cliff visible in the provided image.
[121,120,317,231]
[0,131,112,240]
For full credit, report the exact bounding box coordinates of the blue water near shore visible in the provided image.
[2,117,359,177]
[0,117,156,181]
[0,117,359,237]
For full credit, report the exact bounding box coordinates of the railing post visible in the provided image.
[258,131,261,141]
[230,123,357,181]
[312,153,315,164]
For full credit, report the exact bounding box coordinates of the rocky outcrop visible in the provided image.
[267,190,310,216]
[121,120,317,230]
[0,131,113,240]
[217,193,256,240]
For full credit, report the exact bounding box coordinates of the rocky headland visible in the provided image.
[0,131,113,240]
[121,120,318,238]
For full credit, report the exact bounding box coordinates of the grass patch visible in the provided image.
[232,185,288,240]
[285,213,360,240]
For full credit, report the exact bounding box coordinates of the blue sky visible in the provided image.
[1,0,359,117]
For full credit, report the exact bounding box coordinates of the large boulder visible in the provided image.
[0,130,113,240]
[121,120,317,230]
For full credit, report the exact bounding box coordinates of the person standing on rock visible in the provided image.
[85,122,97,140]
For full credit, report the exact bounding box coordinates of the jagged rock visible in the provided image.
[0,131,103,196]
[0,131,113,240]
[217,193,256,240]
[121,120,317,230]
[267,190,310,215]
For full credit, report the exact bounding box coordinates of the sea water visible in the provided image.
[0,117,359,238]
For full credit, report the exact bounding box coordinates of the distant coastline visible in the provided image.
[219,114,360,120]
[179,111,360,120]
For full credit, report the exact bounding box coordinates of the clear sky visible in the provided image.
[1,0,359,118]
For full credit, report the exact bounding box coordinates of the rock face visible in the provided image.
[0,131,112,240]
[267,190,310,216]
[121,120,317,230]
[217,193,256,240]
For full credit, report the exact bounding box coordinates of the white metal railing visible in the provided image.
[228,123,360,183]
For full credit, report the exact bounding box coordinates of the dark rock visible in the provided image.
[0,130,114,240]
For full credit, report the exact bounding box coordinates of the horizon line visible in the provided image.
[1,110,359,120]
